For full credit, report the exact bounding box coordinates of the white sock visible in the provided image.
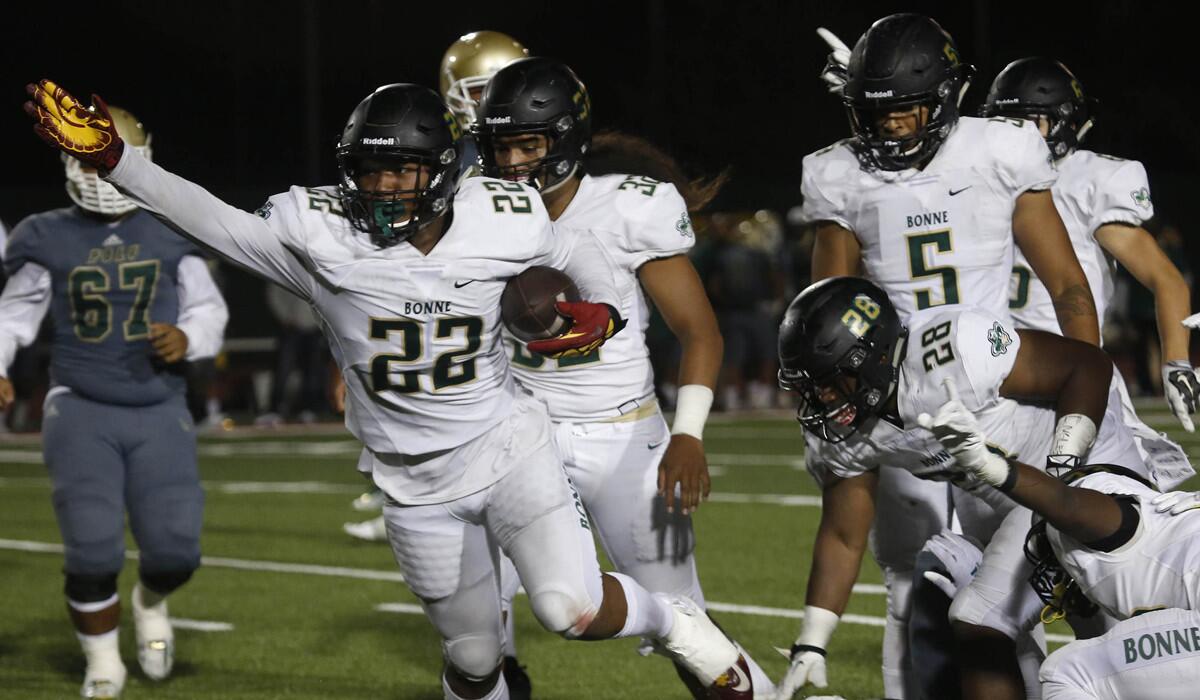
[133,582,172,641]
[442,672,509,700]
[606,572,673,639]
[77,628,123,672]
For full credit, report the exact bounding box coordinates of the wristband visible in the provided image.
[795,605,840,649]
[1051,414,1097,459]
[670,384,714,440]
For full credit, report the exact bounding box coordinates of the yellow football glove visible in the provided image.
[24,79,124,172]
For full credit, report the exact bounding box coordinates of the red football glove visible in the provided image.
[24,79,124,173]
[527,301,626,358]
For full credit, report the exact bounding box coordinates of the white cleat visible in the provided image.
[656,596,747,693]
[131,583,174,681]
[343,516,388,542]
[81,663,126,699]
[350,489,386,512]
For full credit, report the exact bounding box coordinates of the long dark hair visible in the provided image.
[581,130,728,213]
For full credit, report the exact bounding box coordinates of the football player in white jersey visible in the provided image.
[26,79,758,700]
[474,57,772,698]
[773,277,1146,700]
[918,392,1200,698]
[982,57,1198,489]
[792,14,1102,699]
[342,29,532,552]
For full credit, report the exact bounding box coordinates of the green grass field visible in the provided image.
[1,401,1197,699]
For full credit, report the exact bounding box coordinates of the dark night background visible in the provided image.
[2,0,1197,330]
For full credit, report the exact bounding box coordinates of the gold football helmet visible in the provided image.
[439,30,529,127]
[64,105,152,216]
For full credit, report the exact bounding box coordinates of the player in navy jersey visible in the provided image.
[0,105,228,699]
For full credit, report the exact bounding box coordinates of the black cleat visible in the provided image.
[503,656,532,700]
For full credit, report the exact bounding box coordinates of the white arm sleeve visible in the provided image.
[175,255,229,361]
[106,146,316,299]
[0,262,51,376]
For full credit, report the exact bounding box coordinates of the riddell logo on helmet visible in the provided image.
[866,90,894,98]
[485,116,512,125]
[361,137,395,146]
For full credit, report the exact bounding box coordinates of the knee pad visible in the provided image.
[443,632,503,681]
[528,587,597,639]
[140,568,195,597]
[64,572,119,604]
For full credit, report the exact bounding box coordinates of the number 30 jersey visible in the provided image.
[106,148,617,469]
[799,116,1057,322]
[508,173,694,421]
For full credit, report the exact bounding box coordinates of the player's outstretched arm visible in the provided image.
[919,379,1125,544]
[639,254,721,515]
[778,471,877,699]
[1013,190,1099,345]
[24,80,314,299]
[1096,223,1199,431]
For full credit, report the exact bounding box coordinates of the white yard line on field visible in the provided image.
[2,537,1072,644]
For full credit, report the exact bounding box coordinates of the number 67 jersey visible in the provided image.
[106,148,617,503]
[799,116,1057,321]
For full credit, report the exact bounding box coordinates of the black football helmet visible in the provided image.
[336,84,462,247]
[842,13,974,171]
[475,57,591,193]
[778,277,907,443]
[981,57,1094,160]
[1023,517,1099,623]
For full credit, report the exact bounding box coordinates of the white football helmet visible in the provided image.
[64,105,152,217]
[438,30,529,128]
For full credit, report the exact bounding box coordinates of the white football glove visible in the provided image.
[917,379,1012,488]
[777,648,828,699]
[1151,490,1200,516]
[1182,313,1200,330]
[1162,361,1200,432]
[816,27,851,93]
[920,529,984,599]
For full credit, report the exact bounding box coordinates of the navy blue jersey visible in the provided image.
[5,208,201,406]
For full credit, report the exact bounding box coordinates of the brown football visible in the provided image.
[501,266,582,342]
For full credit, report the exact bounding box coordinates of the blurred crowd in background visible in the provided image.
[1,209,1189,433]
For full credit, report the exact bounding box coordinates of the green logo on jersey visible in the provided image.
[676,212,694,237]
[1131,187,1152,210]
[987,322,1012,357]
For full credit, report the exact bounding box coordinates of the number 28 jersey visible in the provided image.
[799,116,1057,322]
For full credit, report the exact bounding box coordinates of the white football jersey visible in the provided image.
[806,307,1141,489]
[108,148,617,503]
[1049,470,1200,620]
[508,174,694,421]
[1010,150,1154,333]
[800,116,1057,322]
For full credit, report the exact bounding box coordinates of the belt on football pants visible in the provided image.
[596,397,660,423]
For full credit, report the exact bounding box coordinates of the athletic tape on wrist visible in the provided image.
[670,384,714,440]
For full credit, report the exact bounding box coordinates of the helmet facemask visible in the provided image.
[779,326,905,443]
[64,105,152,217]
[478,115,585,193]
[337,148,458,248]
[1023,519,1100,624]
[846,71,971,171]
[442,73,490,128]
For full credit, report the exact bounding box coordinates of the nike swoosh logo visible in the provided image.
[453,280,478,288]
[949,186,972,196]
[647,440,666,450]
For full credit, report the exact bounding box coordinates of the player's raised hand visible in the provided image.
[1162,361,1200,432]
[657,434,711,515]
[917,378,1013,488]
[526,301,626,358]
[816,27,852,93]
[24,80,124,172]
